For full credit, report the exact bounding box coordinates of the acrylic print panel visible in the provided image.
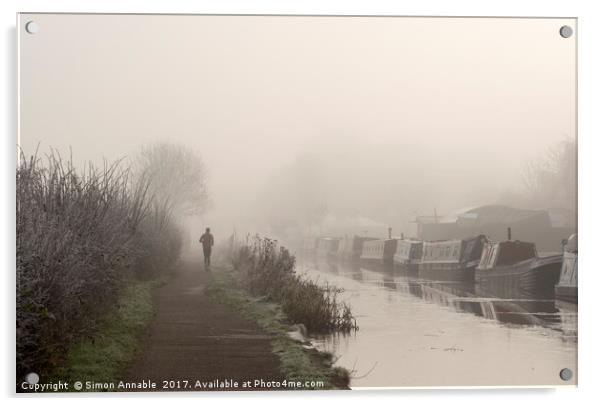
[17,14,577,391]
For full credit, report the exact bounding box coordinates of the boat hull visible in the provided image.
[476,255,562,294]
[555,285,578,304]
[394,262,419,274]
[418,265,476,282]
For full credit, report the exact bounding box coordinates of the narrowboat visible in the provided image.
[360,238,398,265]
[315,237,341,258]
[337,235,377,261]
[475,239,563,294]
[555,234,578,303]
[393,239,423,273]
[418,235,486,281]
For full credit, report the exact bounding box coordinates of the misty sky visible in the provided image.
[19,15,576,240]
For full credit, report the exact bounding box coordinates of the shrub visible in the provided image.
[16,151,182,379]
[231,236,357,333]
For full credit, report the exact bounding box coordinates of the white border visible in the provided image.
[3,1,601,405]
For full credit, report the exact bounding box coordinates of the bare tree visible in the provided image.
[521,138,576,209]
[134,143,209,216]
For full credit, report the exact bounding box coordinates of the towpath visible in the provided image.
[126,255,284,391]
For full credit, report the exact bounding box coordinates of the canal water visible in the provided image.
[298,258,577,388]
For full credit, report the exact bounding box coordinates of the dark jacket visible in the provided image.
[200,233,214,250]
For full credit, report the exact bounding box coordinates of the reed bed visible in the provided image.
[16,151,182,378]
[230,236,357,334]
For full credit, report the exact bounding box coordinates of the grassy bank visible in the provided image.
[52,278,162,387]
[206,268,350,390]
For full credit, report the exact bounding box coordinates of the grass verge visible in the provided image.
[206,268,350,390]
[51,278,163,388]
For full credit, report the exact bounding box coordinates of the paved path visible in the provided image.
[126,256,284,391]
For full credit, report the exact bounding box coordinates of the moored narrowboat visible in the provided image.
[393,239,423,273]
[418,235,486,281]
[338,235,377,261]
[316,237,341,258]
[360,238,398,265]
[475,239,563,295]
[555,234,578,303]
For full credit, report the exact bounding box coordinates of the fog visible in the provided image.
[19,14,576,245]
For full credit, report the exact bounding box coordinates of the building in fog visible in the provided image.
[412,205,575,252]
[411,215,458,241]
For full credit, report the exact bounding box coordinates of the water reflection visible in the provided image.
[300,258,577,387]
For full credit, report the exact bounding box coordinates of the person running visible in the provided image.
[199,227,214,270]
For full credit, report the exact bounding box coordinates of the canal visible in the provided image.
[298,258,577,388]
